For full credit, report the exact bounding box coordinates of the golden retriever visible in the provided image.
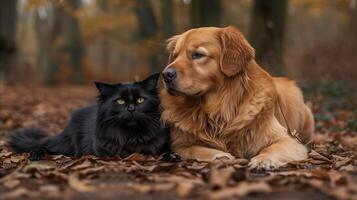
[160,26,314,170]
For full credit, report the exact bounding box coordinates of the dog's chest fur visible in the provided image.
[160,76,279,158]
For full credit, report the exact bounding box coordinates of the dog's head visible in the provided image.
[162,26,255,96]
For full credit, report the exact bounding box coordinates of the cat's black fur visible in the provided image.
[9,73,172,159]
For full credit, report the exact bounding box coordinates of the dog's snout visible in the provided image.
[163,68,177,82]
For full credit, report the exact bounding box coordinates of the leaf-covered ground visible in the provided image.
[0,85,356,200]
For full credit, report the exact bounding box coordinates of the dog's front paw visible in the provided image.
[211,152,235,161]
[248,154,284,171]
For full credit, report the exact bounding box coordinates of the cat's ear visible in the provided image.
[140,73,160,91]
[94,82,115,96]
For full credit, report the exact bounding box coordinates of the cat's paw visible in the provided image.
[28,148,48,161]
[161,152,182,162]
[248,154,284,171]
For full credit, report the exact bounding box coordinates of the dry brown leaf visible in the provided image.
[78,166,105,175]
[39,185,61,197]
[176,181,195,197]
[23,161,56,172]
[68,172,95,192]
[0,151,12,158]
[123,153,152,161]
[127,182,175,194]
[210,166,235,189]
[328,170,344,187]
[209,181,271,200]
[10,155,25,163]
[148,174,204,185]
[3,179,20,189]
[334,158,352,168]
[309,150,332,162]
[1,187,36,199]
[132,160,156,172]
[339,164,356,172]
[71,160,93,170]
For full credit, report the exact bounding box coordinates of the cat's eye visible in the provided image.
[137,97,145,104]
[116,99,125,105]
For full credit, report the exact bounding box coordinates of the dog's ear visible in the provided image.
[219,26,255,77]
[166,35,180,64]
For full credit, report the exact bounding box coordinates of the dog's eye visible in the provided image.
[116,99,126,105]
[191,52,205,60]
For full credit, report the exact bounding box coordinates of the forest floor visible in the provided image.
[0,84,356,200]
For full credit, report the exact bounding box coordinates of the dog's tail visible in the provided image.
[9,128,48,153]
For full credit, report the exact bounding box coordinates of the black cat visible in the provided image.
[9,73,177,160]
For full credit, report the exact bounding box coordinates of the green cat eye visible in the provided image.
[116,99,125,105]
[137,97,145,104]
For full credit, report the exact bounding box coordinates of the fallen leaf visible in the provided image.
[0,151,12,158]
[132,161,156,172]
[334,158,352,168]
[3,179,20,189]
[1,187,36,199]
[209,181,271,199]
[23,161,56,172]
[127,182,175,194]
[210,166,234,189]
[70,160,93,170]
[339,164,355,172]
[309,150,331,162]
[39,185,61,197]
[176,181,195,197]
[68,172,95,192]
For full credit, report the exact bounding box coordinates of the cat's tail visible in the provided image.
[9,128,48,153]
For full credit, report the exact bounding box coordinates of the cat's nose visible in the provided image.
[127,104,135,113]
[163,68,177,82]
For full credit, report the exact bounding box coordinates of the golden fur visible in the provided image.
[160,26,314,170]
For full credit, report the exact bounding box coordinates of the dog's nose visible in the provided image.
[163,68,177,82]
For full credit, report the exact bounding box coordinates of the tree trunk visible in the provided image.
[249,0,288,76]
[34,5,55,83]
[47,1,83,85]
[98,0,110,75]
[191,0,221,28]
[65,0,83,84]
[350,0,357,41]
[135,0,158,38]
[134,0,162,73]
[0,0,17,83]
[162,0,175,38]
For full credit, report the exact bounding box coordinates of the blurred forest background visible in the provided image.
[0,1,356,199]
[0,0,356,131]
[0,0,356,85]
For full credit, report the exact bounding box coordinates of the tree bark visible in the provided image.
[249,0,288,76]
[47,1,83,85]
[191,0,221,28]
[65,0,83,84]
[0,0,17,83]
[162,0,175,38]
[134,0,162,73]
[98,0,110,75]
[350,0,357,41]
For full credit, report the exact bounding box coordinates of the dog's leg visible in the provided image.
[248,137,307,170]
[175,145,235,162]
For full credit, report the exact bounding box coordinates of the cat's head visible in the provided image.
[94,73,161,128]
